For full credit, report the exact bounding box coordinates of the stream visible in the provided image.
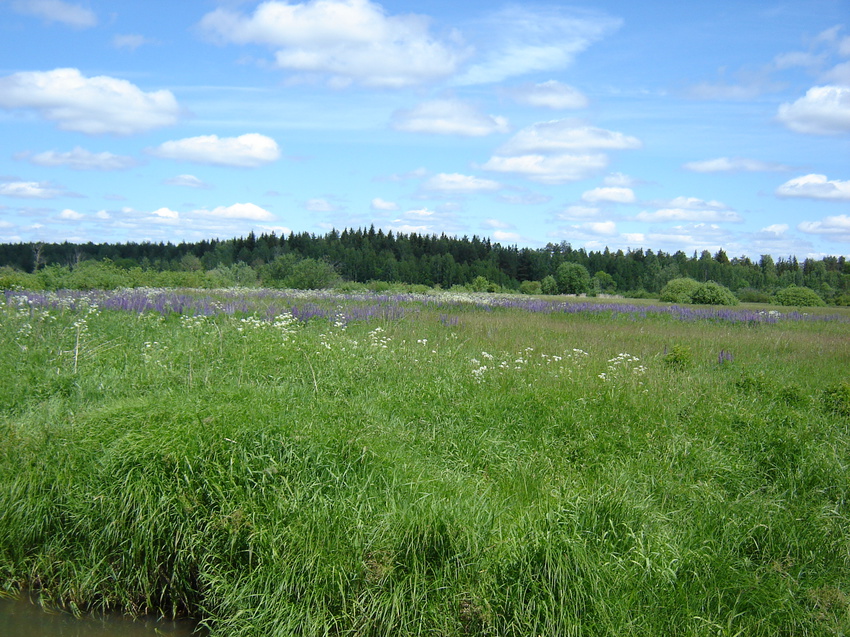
[0,595,203,636]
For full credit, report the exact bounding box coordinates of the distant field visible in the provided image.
[1,288,849,636]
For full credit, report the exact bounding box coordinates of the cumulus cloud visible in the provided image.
[579,221,617,235]
[636,197,742,223]
[776,174,850,200]
[18,147,137,170]
[777,85,850,135]
[196,203,275,220]
[482,153,609,185]
[0,68,179,135]
[683,157,791,172]
[150,207,180,219]
[556,205,600,220]
[58,208,84,220]
[370,197,399,211]
[150,134,280,167]
[386,205,464,235]
[492,230,521,241]
[602,172,638,187]
[424,173,501,193]
[391,99,509,136]
[481,120,639,184]
[453,5,621,86]
[164,174,210,189]
[200,0,464,88]
[11,0,96,28]
[507,80,588,109]
[0,180,63,198]
[581,186,635,204]
[798,214,850,239]
[496,120,642,155]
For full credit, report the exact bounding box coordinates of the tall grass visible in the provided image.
[1,290,848,635]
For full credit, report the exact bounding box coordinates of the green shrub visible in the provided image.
[690,281,739,306]
[659,277,701,303]
[519,280,542,295]
[774,285,826,307]
[540,275,558,295]
[822,382,850,416]
[663,345,692,369]
[736,287,771,303]
[0,266,40,290]
[555,262,591,295]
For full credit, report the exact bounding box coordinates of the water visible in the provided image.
[0,595,203,636]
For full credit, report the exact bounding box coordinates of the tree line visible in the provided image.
[1,227,848,303]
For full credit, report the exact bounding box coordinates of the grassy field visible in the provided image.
[1,288,849,636]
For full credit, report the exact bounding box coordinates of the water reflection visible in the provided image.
[0,595,203,637]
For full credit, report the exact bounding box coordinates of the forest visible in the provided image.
[0,227,848,303]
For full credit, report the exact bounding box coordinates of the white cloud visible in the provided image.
[19,147,137,170]
[508,80,588,109]
[772,51,825,69]
[776,174,850,200]
[683,157,791,172]
[113,34,156,50]
[164,174,210,189]
[370,197,399,211]
[798,214,850,238]
[824,61,850,85]
[305,198,340,212]
[481,120,638,185]
[424,173,501,193]
[197,203,275,221]
[150,207,180,220]
[557,205,600,220]
[497,120,642,155]
[0,181,61,198]
[151,134,280,167]
[761,224,789,235]
[391,99,509,136]
[58,208,83,220]
[200,0,464,88]
[581,186,635,204]
[602,172,638,187]
[636,197,742,222]
[11,0,96,28]
[777,85,850,135]
[453,5,621,85]
[0,68,179,135]
[484,218,512,229]
[576,221,617,235]
[492,230,521,241]
[482,153,609,184]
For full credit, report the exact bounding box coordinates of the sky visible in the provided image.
[0,0,849,259]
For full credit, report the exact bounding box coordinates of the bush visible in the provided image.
[519,280,542,295]
[736,287,771,303]
[659,278,738,305]
[659,278,702,303]
[822,382,850,416]
[540,275,558,295]
[663,345,692,369]
[690,281,739,306]
[773,285,826,307]
[555,262,591,295]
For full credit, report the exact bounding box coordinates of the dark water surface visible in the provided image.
[0,595,203,636]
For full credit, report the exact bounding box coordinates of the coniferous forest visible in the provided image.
[1,227,848,304]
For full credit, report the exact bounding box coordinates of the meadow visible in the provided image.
[1,287,849,636]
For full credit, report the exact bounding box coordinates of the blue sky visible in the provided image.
[0,0,848,258]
